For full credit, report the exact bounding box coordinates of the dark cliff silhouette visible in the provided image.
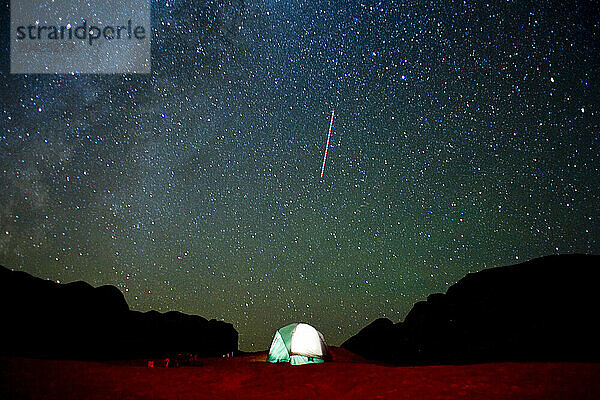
[342,254,600,364]
[0,265,238,359]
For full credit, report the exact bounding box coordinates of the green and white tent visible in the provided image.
[267,323,329,365]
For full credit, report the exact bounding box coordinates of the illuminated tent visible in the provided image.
[267,323,329,365]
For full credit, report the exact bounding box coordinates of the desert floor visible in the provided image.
[2,349,600,399]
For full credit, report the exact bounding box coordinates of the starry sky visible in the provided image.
[1,0,599,350]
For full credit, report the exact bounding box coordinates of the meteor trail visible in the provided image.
[320,109,335,179]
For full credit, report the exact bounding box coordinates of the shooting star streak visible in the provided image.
[320,109,335,179]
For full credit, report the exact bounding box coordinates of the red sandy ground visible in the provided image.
[2,348,600,399]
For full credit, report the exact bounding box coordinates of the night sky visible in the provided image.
[1,0,599,350]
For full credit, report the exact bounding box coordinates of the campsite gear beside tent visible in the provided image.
[268,323,329,365]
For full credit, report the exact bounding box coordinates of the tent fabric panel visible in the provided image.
[278,323,298,355]
[290,354,325,365]
[289,323,326,358]
[267,331,290,363]
[317,331,329,358]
